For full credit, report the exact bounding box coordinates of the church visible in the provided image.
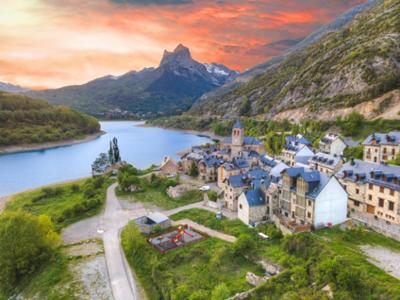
[221,120,265,157]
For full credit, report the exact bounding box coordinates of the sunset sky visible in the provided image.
[1,0,365,89]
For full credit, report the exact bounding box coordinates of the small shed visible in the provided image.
[159,156,179,176]
[135,212,171,234]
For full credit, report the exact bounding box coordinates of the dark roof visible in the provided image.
[228,168,268,188]
[363,132,400,146]
[261,155,277,167]
[285,135,311,146]
[244,187,265,207]
[233,120,243,129]
[337,159,400,191]
[309,152,341,167]
[223,136,262,146]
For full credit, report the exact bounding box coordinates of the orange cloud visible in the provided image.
[0,0,365,88]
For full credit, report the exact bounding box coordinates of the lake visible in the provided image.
[0,121,210,196]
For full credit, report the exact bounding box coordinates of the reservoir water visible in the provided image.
[0,121,210,196]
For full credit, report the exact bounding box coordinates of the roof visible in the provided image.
[201,155,224,168]
[319,133,342,145]
[308,152,341,168]
[261,155,277,167]
[337,159,400,191]
[270,162,289,179]
[282,167,330,199]
[362,132,400,146]
[147,212,169,224]
[343,138,360,148]
[233,120,243,129]
[285,134,311,146]
[243,188,265,207]
[228,168,268,188]
[223,136,262,146]
[233,157,249,169]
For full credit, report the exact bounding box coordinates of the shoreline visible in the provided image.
[139,122,224,141]
[0,131,106,155]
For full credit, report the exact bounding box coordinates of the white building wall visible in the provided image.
[314,177,348,228]
[238,193,250,225]
[330,139,347,156]
[295,146,314,165]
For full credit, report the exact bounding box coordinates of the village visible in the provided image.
[156,120,400,239]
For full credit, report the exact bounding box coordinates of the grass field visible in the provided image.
[121,222,263,300]
[170,209,400,299]
[6,176,112,230]
[117,175,204,209]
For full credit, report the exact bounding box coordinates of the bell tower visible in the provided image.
[232,120,244,146]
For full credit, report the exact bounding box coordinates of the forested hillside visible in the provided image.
[0,92,100,146]
[190,0,400,120]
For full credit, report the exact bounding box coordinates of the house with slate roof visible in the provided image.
[221,120,265,157]
[337,159,400,224]
[281,140,314,167]
[198,155,224,182]
[363,132,400,163]
[238,177,271,226]
[223,168,268,212]
[278,167,347,230]
[308,152,343,176]
[319,133,347,156]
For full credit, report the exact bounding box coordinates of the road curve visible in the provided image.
[103,183,147,300]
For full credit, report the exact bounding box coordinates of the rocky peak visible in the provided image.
[160,44,193,67]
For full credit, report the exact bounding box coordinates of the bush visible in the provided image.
[70,184,80,192]
[207,190,218,201]
[211,283,230,300]
[234,234,257,257]
[0,211,61,291]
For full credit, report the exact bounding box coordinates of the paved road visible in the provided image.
[103,183,148,300]
[61,184,237,300]
[164,201,237,220]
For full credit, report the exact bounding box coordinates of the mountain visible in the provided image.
[0,82,28,93]
[30,44,238,118]
[189,0,400,121]
[0,92,100,147]
[196,0,380,106]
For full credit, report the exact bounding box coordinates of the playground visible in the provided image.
[148,225,205,253]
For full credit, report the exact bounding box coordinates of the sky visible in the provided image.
[0,0,365,89]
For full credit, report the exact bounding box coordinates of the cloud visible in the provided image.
[110,0,192,5]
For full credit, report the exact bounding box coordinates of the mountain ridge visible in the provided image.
[189,0,399,121]
[29,44,238,118]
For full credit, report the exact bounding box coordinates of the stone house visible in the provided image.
[198,155,224,182]
[308,152,343,176]
[278,167,348,230]
[319,133,347,156]
[223,168,268,212]
[238,178,270,226]
[337,159,400,224]
[159,156,179,176]
[363,132,400,163]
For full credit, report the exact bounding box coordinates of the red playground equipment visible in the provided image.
[171,225,194,244]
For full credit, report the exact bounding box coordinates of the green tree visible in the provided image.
[343,145,363,160]
[234,234,257,257]
[0,211,61,291]
[239,97,251,116]
[188,161,199,177]
[207,190,218,201]
[211,283,230,300]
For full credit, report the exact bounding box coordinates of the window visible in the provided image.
[390,189,394,196]
[308,200,312,206]
[379,186,384,193]
[392,149,396,155]
[369,184,373,190]
[374,157,377,162]
[379,198,384,208]
[307,212,311,218]
[354,200,360,207]
[368,194,372,201]
[356,188,360,194]
[239,204,243,210]
[389,201,394,211]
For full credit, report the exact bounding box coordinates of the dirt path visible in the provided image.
[172,219,237,243]
[361,245,400,279]
[163,201,237,220]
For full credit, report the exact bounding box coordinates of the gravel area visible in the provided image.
[361,245,400,279]
[66,241,103,257]
[71,255,113,300]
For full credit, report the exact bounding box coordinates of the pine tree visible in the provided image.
[112,137,121,163]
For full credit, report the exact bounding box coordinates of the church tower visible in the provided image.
[232,119,244,147]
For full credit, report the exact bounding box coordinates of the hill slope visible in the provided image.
[190,0,400,120]
[30,45,238,118]
[0,92,100,147]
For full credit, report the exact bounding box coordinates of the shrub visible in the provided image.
[0,212,61,291]
[234,234,257,257]
[207,190,218,202]
[70,184,80,192]
[211,283,230,300]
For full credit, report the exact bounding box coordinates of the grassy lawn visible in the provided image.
[170,209,400,299]
[121,222,263,300]
[6,176,113,230]
[117,175,204,209]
